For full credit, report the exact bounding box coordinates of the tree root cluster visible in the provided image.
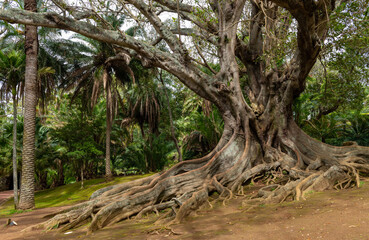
[25,125,369,234]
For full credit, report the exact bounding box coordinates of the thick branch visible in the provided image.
[268,0,336,97]
[0,9,170,60]
[0,8,220,104]
[153,0,193,13]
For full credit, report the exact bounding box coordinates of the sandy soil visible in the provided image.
[1,180,369,240]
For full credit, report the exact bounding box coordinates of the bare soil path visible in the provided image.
[1,180,369,240]
[0,190,13,206]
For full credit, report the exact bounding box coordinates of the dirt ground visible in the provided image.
[0,190,13,206]
[1,180,369,240]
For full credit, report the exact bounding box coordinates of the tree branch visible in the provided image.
[123,0,187,56]
[0,8,219,103]
[194,42,217,74]
[153,0,193,13]
[170,27,218,45]
[265,0,336,101]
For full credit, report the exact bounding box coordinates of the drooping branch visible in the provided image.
[105,53,136,84]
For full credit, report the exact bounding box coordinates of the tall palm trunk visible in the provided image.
[18,0,38,210]
[12,87,18,208]
[104,69,113,181]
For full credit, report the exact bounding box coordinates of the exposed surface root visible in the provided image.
[27,121,369,234]
[173,187,209,223]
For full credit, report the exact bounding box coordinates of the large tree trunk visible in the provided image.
[18,0,38,210]
[12,89,18,208]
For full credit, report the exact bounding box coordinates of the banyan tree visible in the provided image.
[1,0,368,233]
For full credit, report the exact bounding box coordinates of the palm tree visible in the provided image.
[125,68,162,171]
[341,114,369,146]
[36,26,69,119]
[158,70,182,162]
[18,0,38,210]
[63,35,134,181]
[0,49,25,208]
[1,0,64,207]
[1,0,66,119]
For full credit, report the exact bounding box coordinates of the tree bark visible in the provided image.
[12,88,18,208]
[104,68,114,181]
[18,0,38,210]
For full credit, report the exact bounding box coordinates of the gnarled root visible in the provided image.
[28,123,369,234]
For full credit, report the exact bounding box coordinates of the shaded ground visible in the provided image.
[1,180,369,240]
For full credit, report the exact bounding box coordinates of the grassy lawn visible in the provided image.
[0,174,152,216]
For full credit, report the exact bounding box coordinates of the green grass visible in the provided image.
[0,174,153,216]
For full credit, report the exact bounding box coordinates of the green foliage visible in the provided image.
[145,133,175,171]
[301,112,369,147]
[126,79,162,134]
[294,71,366,127]
[48,96,106,183]
[114,133,146,172]
[179,91,223,160]
[0,115,23,176]
[302,115,340,143]
[293,1,369,139]
[0,49,25,98]
[114,130,175,172]
[339,114,369,146]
